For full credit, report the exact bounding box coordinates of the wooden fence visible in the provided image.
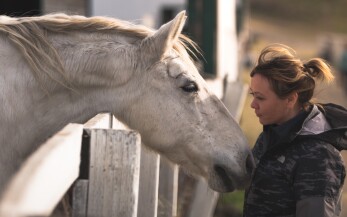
[0,114,178,217]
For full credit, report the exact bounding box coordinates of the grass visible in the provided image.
[219,190,245,212]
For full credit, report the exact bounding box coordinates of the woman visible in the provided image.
[244,44,347,217]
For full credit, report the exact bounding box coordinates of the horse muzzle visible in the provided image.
[208,152,255,193]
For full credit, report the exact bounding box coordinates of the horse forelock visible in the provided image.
[0,14,200,90]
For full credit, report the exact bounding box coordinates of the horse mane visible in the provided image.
[0,13,199,91]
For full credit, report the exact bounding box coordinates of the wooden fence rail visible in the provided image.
[0,124,83,217]
[0,114,178,217]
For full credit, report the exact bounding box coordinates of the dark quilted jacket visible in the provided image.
[243,104,347,217]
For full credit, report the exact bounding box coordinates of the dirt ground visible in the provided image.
[240,16,347,216]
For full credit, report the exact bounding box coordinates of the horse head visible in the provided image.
[118,11,254,192]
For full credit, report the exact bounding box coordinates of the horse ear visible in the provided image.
[141,10,187,60]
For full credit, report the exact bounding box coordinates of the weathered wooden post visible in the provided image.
[137,148,160,217]
[86,129,141,217]
[111,116,161,217]
[158,159,179,217]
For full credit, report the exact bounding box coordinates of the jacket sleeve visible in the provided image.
[296,196,340,217]
[293,143,344,217]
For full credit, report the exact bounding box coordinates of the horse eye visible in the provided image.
[181,82,199,93]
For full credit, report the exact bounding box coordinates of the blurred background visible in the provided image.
[222,1,347,217]
[1,0,347,216]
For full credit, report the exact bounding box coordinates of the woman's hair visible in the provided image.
[250,44,334,109]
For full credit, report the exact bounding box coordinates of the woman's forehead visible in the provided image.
[250,74,272,93]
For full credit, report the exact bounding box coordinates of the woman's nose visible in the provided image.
[250,99,257,109]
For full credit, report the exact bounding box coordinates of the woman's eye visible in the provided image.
[250,92,264,101]
[181,82,199,93]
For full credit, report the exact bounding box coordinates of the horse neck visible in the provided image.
[49,31,142,116]
[50,31,137,84]
[0,28,146,195]
[1,31,142,156]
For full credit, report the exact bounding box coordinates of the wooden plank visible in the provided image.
[111,116,160,217]
[158,159,178,217]
[222,81,249,122]
[185,180,219,217]
[137,147,160,217]
[79,113,111,180]
[0,124,83,217]
[86,129,141,217]
[71,114,112,217]
[111,115,128,130]
[83,113,111,129]
[72,180,89,217]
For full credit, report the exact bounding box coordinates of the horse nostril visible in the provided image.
[214,165,227,178]
[214,164,232,185]
[245,153,255,175]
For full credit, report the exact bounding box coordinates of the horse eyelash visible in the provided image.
[181,81,199,93]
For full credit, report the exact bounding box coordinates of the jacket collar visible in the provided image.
[265,103,347,152]
[297,105,332,136]
[262,104,344,152]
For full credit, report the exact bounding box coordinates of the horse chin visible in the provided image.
[208,174,236,193]
[210,182,236,193]
[208,164,248,193]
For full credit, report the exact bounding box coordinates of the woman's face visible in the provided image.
[250,74,294,125]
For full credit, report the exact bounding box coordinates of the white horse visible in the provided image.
[0,11,253,194]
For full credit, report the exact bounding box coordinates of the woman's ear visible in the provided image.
[287,92,299,108]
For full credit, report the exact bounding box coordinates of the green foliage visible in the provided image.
[219,190,245,212]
